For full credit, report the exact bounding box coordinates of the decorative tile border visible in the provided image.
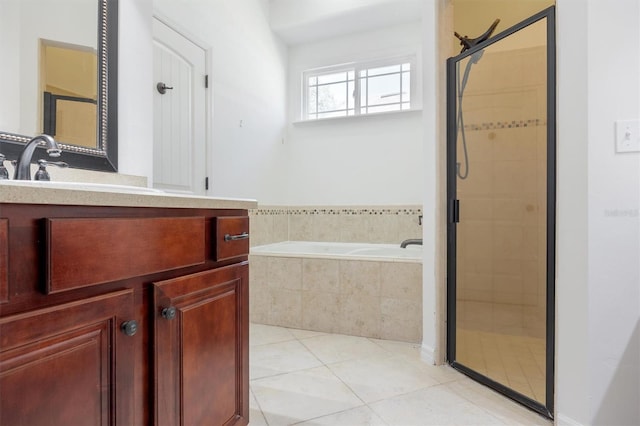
[251,206,422,216]
[249,208,288,216]
[249,205,423,246]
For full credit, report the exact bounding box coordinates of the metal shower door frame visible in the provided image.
[445,6,556,419]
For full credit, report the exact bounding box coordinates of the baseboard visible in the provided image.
[556,413,585,426]
[420,343,436,365]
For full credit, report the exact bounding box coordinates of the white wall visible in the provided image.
[555,0,590,423]
[421,0,438,364]
[117,0,154,179]
[286,22,424,206]
[585,0,640,423]
[152,0,289,204]
[0,0,20,134]
[555,0,640,423]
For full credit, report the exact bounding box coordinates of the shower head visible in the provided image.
[454,18,500,53]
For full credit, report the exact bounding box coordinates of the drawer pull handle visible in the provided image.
[224,232,249,242]
[121,320,138,336]
[161,307,177,320]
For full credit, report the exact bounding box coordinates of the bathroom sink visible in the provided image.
[0,180,164,194]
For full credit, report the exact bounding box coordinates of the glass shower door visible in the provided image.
[446,7,555,418]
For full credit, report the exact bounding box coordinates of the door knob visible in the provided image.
[157,82,174,94]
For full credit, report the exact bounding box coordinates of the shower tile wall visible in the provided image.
[456,45,547,340]
[249,205,423,246]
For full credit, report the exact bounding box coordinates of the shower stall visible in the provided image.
[446,7,556,418]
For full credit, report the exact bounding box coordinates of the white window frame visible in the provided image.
[302,55,417,121]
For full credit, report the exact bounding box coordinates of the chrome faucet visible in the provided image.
[13,134,62,180]
[400,238,423,248]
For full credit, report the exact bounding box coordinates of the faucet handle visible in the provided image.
[34,159,69,181]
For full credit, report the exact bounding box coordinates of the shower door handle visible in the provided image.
[449,199,460,223]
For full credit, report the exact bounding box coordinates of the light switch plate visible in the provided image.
[615,119,640,153]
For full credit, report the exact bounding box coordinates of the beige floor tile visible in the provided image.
[328,354,440,403]
[249,388,268,426]
[250,323,296,347]
[252,366,363,425]
[295,405,387,426]
[248,324,551,425]
[368,338,464,385]
[300,333,391,365]
[446,378,550,425]
[288,328,327,340]
[369,384,508,425]
[367,338,422,360]
[250,340,322,380]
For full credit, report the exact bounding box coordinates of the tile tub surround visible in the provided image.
[249,205,423,247]
[249,255,423,343]
[249,206,289,247]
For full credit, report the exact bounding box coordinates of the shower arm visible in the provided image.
[454,19,500,53]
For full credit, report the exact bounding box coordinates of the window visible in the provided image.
[303,56,415,121]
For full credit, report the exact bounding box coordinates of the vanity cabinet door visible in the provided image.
[0,289,136,426]
[153,263,249,426]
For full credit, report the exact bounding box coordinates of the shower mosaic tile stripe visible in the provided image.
[463,118,547,131]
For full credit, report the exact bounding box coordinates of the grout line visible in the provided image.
[249,385,271,426]
[294,338,330,368]
[288,404,372,426]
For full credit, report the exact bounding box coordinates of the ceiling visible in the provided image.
[269,0,424,45]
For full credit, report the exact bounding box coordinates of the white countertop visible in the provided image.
[0,181,257,210]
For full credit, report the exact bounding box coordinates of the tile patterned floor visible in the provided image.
[249,324,551,426]
[456,329,546,403]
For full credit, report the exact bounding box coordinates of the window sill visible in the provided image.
[291,108,422,126]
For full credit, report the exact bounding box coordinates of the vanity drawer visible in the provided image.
[214,216,249,261]
[46,217,206,294]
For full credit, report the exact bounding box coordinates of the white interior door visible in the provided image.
[153,18,206,194]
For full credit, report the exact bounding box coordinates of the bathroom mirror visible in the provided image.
[0,0,118,172]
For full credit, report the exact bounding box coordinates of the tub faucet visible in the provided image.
[400,238,422,248]
[13,134,61,180]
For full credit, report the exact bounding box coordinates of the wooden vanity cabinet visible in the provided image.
[0,203,250,426]
[0,289,136,426]
[153,264,249,426]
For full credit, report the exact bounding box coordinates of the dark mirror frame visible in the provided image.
[0,0,118,172]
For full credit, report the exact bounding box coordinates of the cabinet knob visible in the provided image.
[161,306,177,320]
[121,320,138,336]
